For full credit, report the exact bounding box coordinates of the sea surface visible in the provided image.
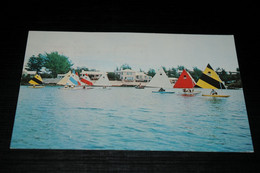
[11,86,253,152]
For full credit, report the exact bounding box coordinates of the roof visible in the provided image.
[23,70,36,75]
[120,69,135,72]
[81,70,104,75]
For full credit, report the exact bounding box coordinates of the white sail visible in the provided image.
[57,71,82,86]
[94,72,111,86]
[57,71,72,85]
[146,67,172,89]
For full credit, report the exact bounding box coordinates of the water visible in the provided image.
[10,86,253,152]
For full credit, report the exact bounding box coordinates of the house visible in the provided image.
[116,69,152,82]
[57,74,66,79]
[135,71,152,82]
[118,69,135,81]
[22,69,36,76]
[169,77,178,84]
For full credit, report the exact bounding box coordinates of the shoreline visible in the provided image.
[20,84,242,90]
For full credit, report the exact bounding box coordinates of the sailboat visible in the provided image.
[93,72,111,88]
[57,70,82,89]
[146,67,174,93]
[80,73,94,89]
[196,64,230,97]
[173,69,200,95]
[28,74,45,88]
[80,73,93,86]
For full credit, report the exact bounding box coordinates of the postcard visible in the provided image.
[10,31,253,152]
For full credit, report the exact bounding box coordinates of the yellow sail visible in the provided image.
[196,64,225,89]
[29,74,43,85]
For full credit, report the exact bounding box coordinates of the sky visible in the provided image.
[24,31,239,72]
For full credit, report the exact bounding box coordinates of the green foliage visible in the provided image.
[26,54,45,73]
[216,67,229,83]
[167,67,178,78]
[120,63,132,70]
[43,52,73,77]
[107,72,120,80]
[147,68,156,77]
[189,67,202,82]
[73,67,89,76]
[177,65,185,70]
[20,74,31,85]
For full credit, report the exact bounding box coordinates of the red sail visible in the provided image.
[174,69,196,88]
[80,75,93,86]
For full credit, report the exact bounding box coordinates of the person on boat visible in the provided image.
[83,85,86,89]
[210,89,218,95]
[183,88,187,92]
[136,83,142,89]
[159,88,165,92]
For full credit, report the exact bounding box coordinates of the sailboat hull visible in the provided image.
[28,86,45,88]
[152,91,175,94]
[135,86,145,89]
[202,94,230,97]
[178,91,201,95]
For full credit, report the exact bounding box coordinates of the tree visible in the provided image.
[73,66,89,76]
[190,67,202,82]
[167,67,178,77]
[147,68,156,77]
[107,72,120,80]
[44,52,73,77]
[26,54,45,73]
[120,63,132,70]
[162,66,167,73]
[216,67,229,83]
[177,65,185,71]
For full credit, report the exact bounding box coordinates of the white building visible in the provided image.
[116,69,152,82]
[22,69,36,76]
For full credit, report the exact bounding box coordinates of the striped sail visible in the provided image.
[67,71,81,86]
[29,74,43,85]
[196,64,226,89]
[80,74,93,86]
[57,71,82,86]
[57,71,72,85]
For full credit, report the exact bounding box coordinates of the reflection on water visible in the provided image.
[10,86,253,152]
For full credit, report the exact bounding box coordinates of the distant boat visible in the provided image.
[93,72,111,88]
[196,64,230,97]
[173,69,200,95]
[28,74,45,88]
[57,71,83,89]
[57,71,72,86]
[146,67,174,94]
[135,83,145,89]
[80,73,93,86]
